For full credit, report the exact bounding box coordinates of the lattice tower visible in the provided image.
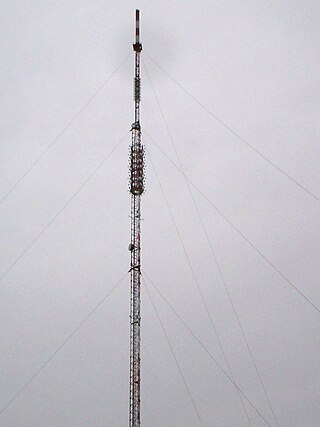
[129,9,144,427]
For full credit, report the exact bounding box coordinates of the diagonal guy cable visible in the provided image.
[145,52,320,205]
[143,271,272,427]
[0,131,128,286]
[144,62,253,426]
[0,53,130,206]
[0,271,128,416]
[143,278,205,427]
[144,130,320,316]
[188,182,280,427]
[187,188,281,427]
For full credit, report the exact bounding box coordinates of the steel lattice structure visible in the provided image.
[129,10,144,427]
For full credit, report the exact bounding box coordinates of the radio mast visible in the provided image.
[129,9,144,427]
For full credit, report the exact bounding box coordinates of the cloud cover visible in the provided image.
[1,1,320,425]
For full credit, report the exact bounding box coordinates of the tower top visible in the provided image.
[133,9,142,52]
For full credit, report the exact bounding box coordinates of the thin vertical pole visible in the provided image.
[129,10,144,427]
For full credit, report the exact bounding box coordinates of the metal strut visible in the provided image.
[129,9,144,427]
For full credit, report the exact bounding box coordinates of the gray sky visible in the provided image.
[1,1,320,426]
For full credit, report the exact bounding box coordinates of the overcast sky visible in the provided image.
[1,1,320,426]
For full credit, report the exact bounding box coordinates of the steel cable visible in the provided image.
[0,271,128,416]
[144,130,320,316]
[144,278,205,427]
[0,53,130,206]
[144,63,253,426]
[143,271,273,427]
[145,53,320,205]
[0,132,128,286]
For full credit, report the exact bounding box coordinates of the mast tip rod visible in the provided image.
[134,9,142,51]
